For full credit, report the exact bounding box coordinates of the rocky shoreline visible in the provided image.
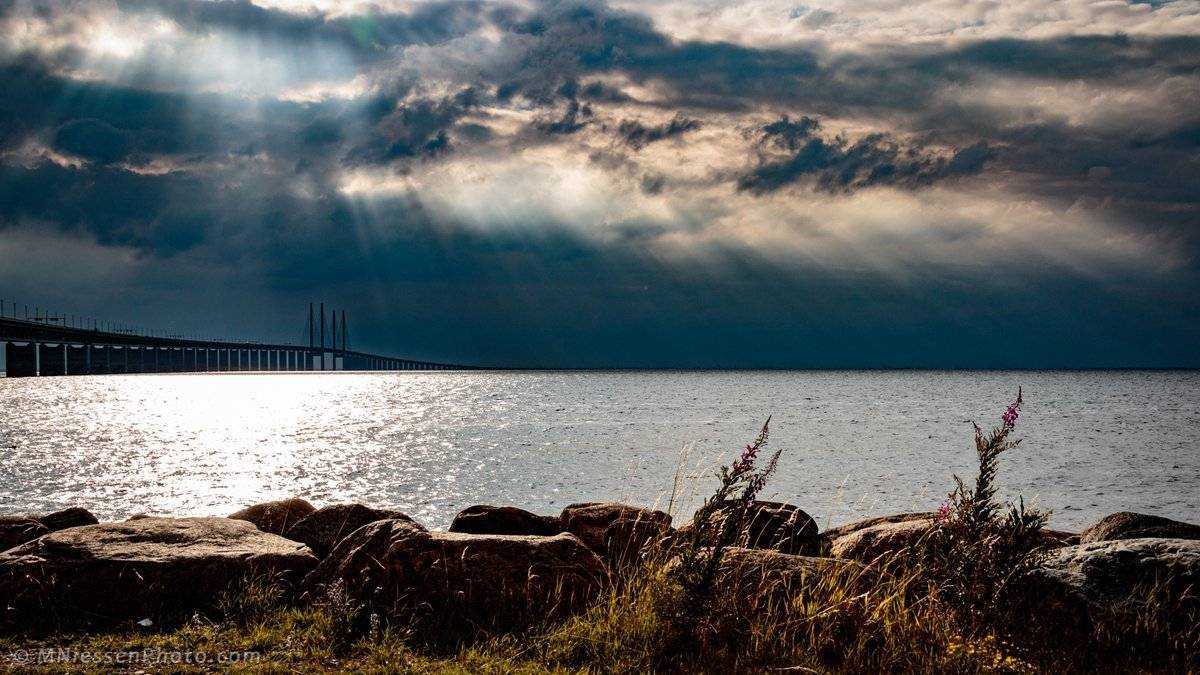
[3,498,1199,637]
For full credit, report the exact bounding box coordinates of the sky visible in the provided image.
[1,0,1198,368]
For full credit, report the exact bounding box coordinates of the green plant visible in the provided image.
[216,574,286,624]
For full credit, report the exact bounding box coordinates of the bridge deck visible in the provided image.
[0,317,466,377]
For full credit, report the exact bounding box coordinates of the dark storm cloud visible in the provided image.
[348,90,478,163]
[486,0,820,110]
[986,119,1200,236]
[912,34,1200,81]
[0,58,216,164]
[2,0,1200,366]
[463,1,1198,237]
[0,162,212,256]
[737,115,996,194]
[114,0,491,57]
[3,0,1198,236]
[0,59,477,257]
[482,2,1199,118]
[537,99,594,135]
[617,115,700,150]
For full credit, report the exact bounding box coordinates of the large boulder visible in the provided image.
[37,507,100,531]
[301,519,605,629]
[821,512,934,542]
[229,498,315,535]
[673,501,822,556]
[738,502,820,554]
[738,501,822,553]
[1024,538,1200,631]
[822,512,1073,561]
[1080,512,1200,544]
[0,517,318,626]
[0,516,49,552]
[449,505,562,537]
[825,515,935,562]
[284,504,422,558]
[560,502,671,557]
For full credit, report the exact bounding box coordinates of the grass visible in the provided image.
[3,535,1197,674]
[7,557,1193,673]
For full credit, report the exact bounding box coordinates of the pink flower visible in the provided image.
[733,443,758,475]
[1001,388,1023,431]
[936,500,952,524]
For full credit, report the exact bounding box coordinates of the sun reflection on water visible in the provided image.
[1,371,1199,530]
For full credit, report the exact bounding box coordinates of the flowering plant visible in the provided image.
[673,418,782,605]
[922,388,1048,627]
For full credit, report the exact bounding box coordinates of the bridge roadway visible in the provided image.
[0,317,464,377]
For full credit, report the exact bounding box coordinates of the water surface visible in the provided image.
[1,371,1196,531]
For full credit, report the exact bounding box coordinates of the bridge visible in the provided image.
[0,301,468,377]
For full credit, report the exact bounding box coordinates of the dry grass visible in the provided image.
[4,549,1193,674]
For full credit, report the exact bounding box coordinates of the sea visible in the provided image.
[1,370,1196,532]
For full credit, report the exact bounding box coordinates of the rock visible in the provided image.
[302,519,605,628]
[0,517,318,626]
[449,505,562,537]
[1042,529,1080,548]
[821,512,934,542]
[673,501,821,556]
[228,498,315,535]
[822,513,1073,561]
[739,502,820,554]
[284,504,422,558]
[1080,512,1200,544]
[1024,538,1200,631]
[37,507,99,531]
[560,502,671,556]
[826,516,935,562]
[0,516,49,552]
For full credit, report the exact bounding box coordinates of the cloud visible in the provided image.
[737,115,996,194]
[611,0,1200,47]
[538,99,594,135]
[0,0,1198,365]
[348,90,478,163]
[116,0,492,57]
[617,114,700,149]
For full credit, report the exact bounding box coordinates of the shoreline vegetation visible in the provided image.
[2,393,1199,672]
